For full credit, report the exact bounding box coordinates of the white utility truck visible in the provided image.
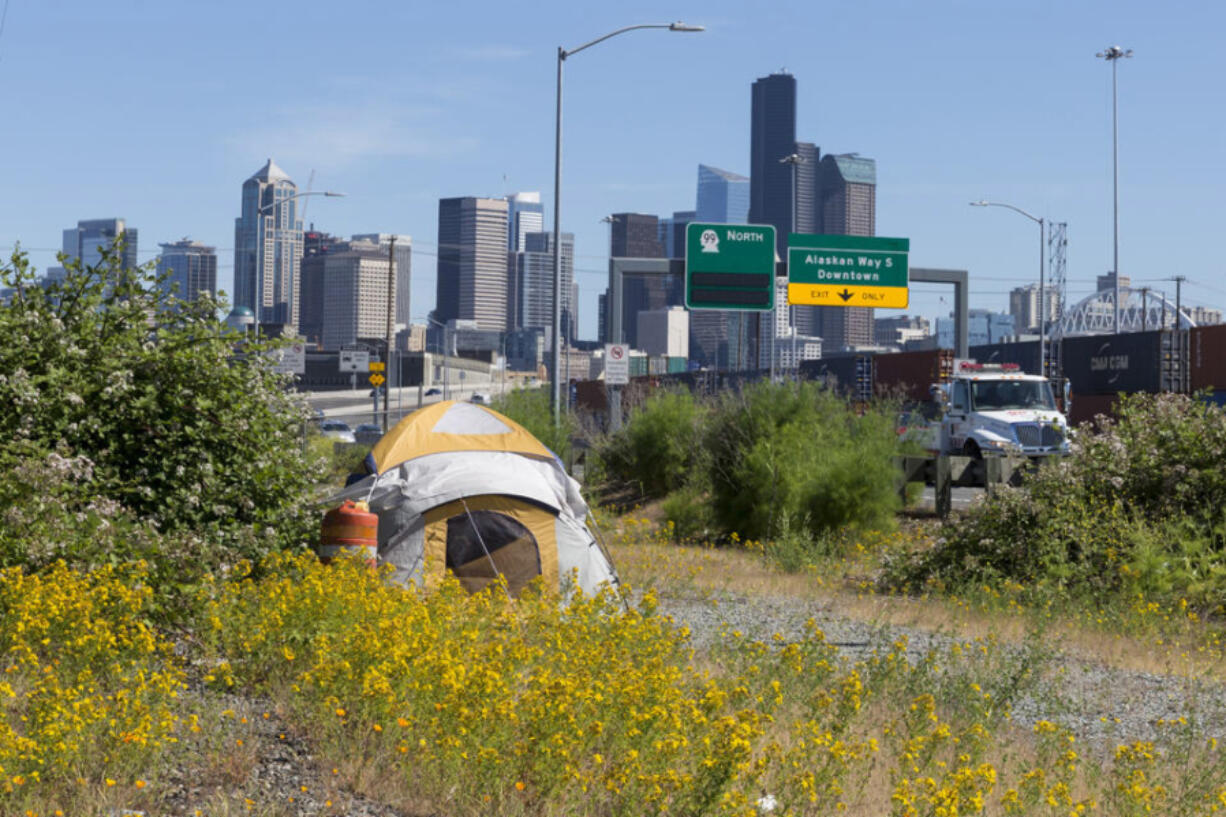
[936,362,1071,459]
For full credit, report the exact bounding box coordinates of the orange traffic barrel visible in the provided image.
[319,500,378,567]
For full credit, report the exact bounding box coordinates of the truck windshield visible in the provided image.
[970,380,1056,411]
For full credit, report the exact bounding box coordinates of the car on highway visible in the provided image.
[353,423,383,445]
[318,420,356,443]
[425,387,442,396]
[469,391,492,405]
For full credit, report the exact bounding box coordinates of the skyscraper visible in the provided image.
[749,72,797,256]
[505,192,544,252]
[157,239,217,302]
[814,153,878,347]
[696,164,750,225]
[233,159,305,328]
[351,233,412,327]
[319,240,394,351]
[47,218,139,284]
[610,213,665,258]
[436,197,509,332]
[298,229,341,347]
[509,231,575,343]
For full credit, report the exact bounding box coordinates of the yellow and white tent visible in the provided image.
[331,401,618,597]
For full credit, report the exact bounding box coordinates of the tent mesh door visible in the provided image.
[445,510,542,595]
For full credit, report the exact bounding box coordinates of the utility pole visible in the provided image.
[1139,286,1149,332]
[1172,275,1186,330]
[383,237,396,432]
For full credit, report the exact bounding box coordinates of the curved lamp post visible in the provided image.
[970,200,1045,376]
[551,22,704,423]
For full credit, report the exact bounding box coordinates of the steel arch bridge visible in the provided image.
[1055,287,1196,337]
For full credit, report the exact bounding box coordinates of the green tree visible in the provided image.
[0,241,320,573]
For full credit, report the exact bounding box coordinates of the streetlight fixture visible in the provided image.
[256,190,345,214]
[779,153,806,379]
[970,200,1046,376]
[1096,45,1132,333]
[551,21,704,423]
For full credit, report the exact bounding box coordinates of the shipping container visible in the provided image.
[1062,331,1183,396]
[873,349,954,403]
[1067,392,1120,429]
[800,356,874,402]
[968,341,1041,375]
[1190,324,1226,391]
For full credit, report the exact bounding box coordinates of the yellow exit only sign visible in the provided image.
[787,283,909,308]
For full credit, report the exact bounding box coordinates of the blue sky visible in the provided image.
[2,0,1223,339]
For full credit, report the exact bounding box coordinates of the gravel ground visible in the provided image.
[659,591,1226,753]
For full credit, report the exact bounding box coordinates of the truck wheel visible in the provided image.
[963,440,983,461]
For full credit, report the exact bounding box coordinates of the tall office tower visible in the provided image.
[319,240,393,350]
[505,192,544,252]
[610,213,664,258]
[233,159,305,328]
[352,233,412,327]
[814,153,878,348]
[788,141,823,336]
[597,291,608,343]
[436,197,509,332]
[658,210,695,259]
[48,218,139,284]
[299,229,340,346]
[749,72,797,256]
[608,213,682,349]
[509,231,575,343]
[1009,283,1060,335]
[157,239,217,302]
[696,164,750,224]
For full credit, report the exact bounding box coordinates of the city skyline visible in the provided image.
[2,1,1223,340]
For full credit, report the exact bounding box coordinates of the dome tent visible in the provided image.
[328,401,618,597]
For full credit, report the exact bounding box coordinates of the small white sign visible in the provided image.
[267,341,306,375]
[339,349,370,373]
[605,343,629,386]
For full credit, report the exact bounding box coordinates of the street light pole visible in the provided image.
[1097,45,1132,334]
[970,200,1045,376]
[551,21,704,424]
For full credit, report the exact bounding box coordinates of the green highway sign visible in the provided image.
[787,234,910,309]
[685,222,777,311]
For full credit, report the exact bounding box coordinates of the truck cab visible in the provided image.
[937,362,1071,459]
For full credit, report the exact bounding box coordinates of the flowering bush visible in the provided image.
[0,243,321,575]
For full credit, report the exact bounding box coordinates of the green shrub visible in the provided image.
[598,389,707,498]
[706,381,901,542]
[660,484,716,542]
[0,242,321,576]
[492,386,576,464]
[889,392,1226,607]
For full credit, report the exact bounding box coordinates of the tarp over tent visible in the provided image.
[329,401,618,597]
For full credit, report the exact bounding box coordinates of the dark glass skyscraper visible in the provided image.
[749,72,797,256]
